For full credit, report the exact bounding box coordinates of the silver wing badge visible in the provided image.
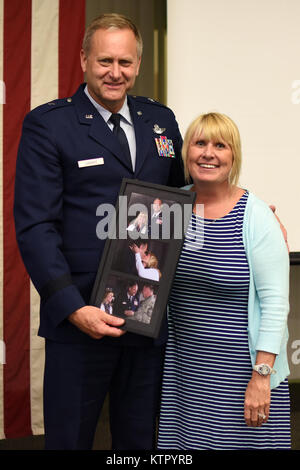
[153,124,166,134]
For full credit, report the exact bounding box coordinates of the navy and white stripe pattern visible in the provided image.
[158,192,291,450]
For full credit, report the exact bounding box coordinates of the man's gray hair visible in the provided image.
[82,13,143,58]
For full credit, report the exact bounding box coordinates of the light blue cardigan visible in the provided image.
[243,192,290,389]
[182,187,290,389]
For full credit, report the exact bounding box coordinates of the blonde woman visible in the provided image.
[129,243,161,281]
[158,112,290,450]
[127,212,148,235]
[100,289,114,315]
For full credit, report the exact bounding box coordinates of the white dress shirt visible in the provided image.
[84,85,136,170]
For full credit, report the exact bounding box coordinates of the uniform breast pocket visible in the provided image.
[64,155,113,193]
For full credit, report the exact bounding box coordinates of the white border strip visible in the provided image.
[30,0,59,435]
[0,0,5,439]
[0,0,5,440]
[31,0,59,108]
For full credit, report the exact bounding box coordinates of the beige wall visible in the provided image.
[167,0,300,381]
[167,0,300,253]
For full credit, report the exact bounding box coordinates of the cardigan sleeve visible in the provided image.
[245,196,290,354]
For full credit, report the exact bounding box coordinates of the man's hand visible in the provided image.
[129,243,139,253]
[68,306,126,339]
[269,205,289,251]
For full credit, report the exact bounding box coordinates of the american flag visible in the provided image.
[0,0,85,439]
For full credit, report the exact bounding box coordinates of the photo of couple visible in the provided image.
[111,239,166,282]
[125,193,176,240]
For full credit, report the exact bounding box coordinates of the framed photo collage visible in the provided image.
[90,179,195,338]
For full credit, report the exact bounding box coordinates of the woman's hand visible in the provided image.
[244,373,271,427]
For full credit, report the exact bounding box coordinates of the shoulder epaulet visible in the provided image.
[32,96,74,115]
[131,95,168,109]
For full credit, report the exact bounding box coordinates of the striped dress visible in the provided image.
[157,192,291,450]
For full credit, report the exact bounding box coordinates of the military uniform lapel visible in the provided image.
[73,86,133,171]
[89,115,122,161]
[129,96,153,176]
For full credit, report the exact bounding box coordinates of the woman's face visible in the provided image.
[187,132,233,185]
[137,213,146,225]
[106,292,114,303]
[141,251,150,266]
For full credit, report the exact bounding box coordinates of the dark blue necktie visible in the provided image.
[110,113,132,170]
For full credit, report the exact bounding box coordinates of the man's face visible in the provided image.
[142,286,153,299]
[80,28,141,113]
[128,284,138,296]
[153,199,162,213]
[139,242,148,254]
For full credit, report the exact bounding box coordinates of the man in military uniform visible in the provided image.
[131,284,156,324]
[114,281,140,318]
[149,197,163,238]
[14,13,184,450]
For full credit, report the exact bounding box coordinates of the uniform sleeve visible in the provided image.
[247,201,290,354]
[166,110,185,188]
[14,110,85,327]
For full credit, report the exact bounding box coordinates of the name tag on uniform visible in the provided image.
[78,157,104,168]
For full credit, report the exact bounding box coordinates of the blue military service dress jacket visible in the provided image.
[14,83,184,344]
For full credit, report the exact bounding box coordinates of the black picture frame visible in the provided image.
[90,178,196,338]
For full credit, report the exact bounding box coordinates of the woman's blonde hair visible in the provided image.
[147,253,158,269]
[136,212,148,225]
[182,112,242,186]
[147,253,162,279]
